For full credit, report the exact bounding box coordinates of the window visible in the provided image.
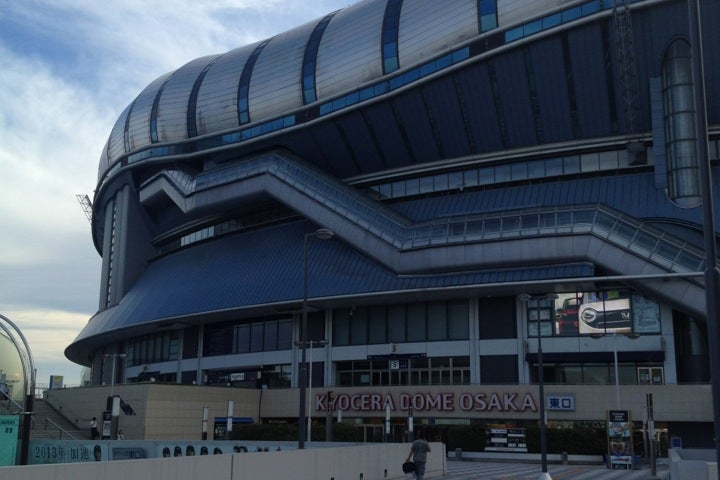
[481,355,518,384]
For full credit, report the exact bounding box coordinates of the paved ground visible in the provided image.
[435,460,670,479]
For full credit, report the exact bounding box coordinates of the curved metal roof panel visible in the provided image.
[195,45,256,136]
[103,103,132,174]
[398,0,478,69]
[315,0,385,100]
[126,72,173,151]
[156,54,220,143]
[249,20,316,121]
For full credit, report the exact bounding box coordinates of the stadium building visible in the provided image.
[65,0,719,447]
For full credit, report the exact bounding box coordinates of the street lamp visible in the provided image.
[589,331,639,409]
[103,353,127,397]
[519,293,557,480]
[686,0,720,470]
[298,228,335,449]
[296,339,328,444]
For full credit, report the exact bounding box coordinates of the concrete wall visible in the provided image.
[0,443,446,480]
[46,384,261,440]
[45,383,715,442]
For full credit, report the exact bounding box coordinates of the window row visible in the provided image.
[530,362,664,386]
[203,318,294,356]
[332,300,469,346]
[370,147,647,201]
[126,331,179,367]
[336,356,470,387]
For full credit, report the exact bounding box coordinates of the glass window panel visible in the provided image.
[387,304,407,342]
[464,169,479,187]
[484,217,501,233]
[277,319,293,350]
[448,300,469,340]
[558,364,582,384]
[511,162,528,180]
[503,216,520,231]
[583,364,609,384]
[264,320,278,351]
[368,306,387,344]
[563,155,580,173]
[478,167,494,185]
[581,152,600,171]
[495,164,510,182]
[419,176,434,194]
[234,324,250,354]
[427,302,447,341]
[350,308,368,345]
[528,160,545,178]
[598,151,618,170]
[250,322,264,352]
[407,303,427,342]
[434,174,449,191]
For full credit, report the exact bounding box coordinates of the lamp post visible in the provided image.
[305,339,328,443]
[590,331,639,409]
[519,293,556,480]
[103,353,127,398]
[298,228,335,449]
[687,0,720,470]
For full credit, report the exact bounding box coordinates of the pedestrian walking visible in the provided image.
[405,429,431,480]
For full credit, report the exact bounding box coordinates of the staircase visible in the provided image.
[29,398,88,440]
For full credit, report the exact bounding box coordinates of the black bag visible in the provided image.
[402,461,415,473]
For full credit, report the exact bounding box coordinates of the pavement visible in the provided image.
[435,459,670,479]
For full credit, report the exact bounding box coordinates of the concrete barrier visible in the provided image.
[0,443,445,480]
[669,448,718,480]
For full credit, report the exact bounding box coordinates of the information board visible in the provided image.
[0,415,20,466]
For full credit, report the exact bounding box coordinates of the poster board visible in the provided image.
[607,410,633,469]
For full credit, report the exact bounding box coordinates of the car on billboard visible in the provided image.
[578,296,632,334]
[557,297,580,335]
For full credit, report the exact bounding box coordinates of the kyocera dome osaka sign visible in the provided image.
[314,390,539,414]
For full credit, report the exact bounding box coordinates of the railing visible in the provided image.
[42,417,77,440]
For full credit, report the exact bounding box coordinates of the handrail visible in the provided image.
[44,417,77,440]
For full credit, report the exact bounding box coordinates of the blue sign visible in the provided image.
[546,395,575,411]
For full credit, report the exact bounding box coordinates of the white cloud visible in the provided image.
[0,0,351,385]
[2,308,90,386]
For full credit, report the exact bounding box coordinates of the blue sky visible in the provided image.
[0,0,350,386]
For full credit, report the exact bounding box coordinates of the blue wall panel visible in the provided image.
[530,37,573,143]
[490,50,536,148]
[567,24,611,139]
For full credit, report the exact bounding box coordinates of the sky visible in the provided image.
[0,0,351,387]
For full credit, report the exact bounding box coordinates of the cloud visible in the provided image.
[2,308,90,386]
[0,0,352,387]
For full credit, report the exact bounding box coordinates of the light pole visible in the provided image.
[303,339,329,443]
[103,353,127,397]
[519,293,556,480]
[687,0,720,470]
[590,331,639,409]
[298,228,334,449]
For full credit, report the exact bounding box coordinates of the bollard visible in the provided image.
[455,448,462,460]
[561,452,568,465]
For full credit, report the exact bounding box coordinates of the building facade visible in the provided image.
[66,0,720,447]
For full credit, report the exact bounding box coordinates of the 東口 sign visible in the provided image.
[547,395,575,411]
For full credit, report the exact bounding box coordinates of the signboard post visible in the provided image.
[0,415,20,466]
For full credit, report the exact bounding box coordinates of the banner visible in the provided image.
[0,415,20,466]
